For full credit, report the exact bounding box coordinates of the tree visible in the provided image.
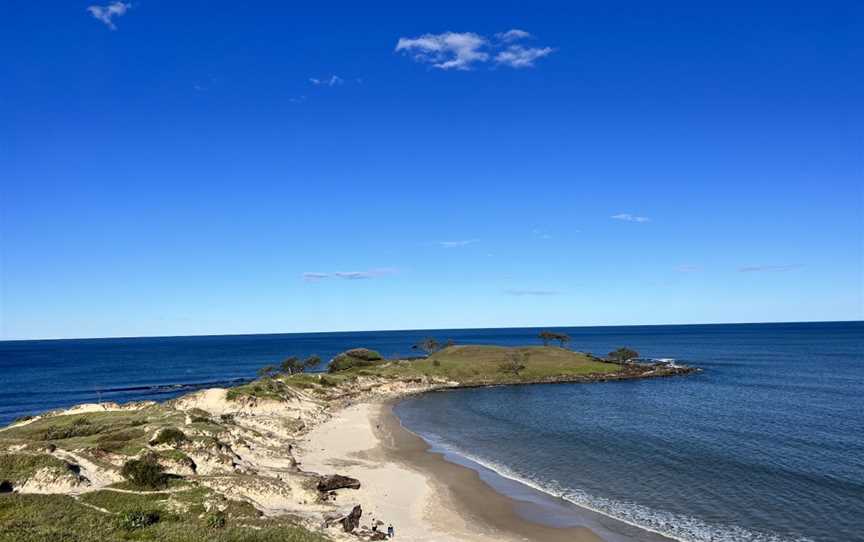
[302,355,321,372]
[538,330,571,348]
[412,337,441,356]
[608,347,639,364]
[498,351,528,376]
[280,356,302,375]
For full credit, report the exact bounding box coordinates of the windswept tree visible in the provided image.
[412,337,441,356]
[302,355,321,372]
[538,330,571,348]
[608,347,639,364]
[281,355,322,374]
[498,351,528,376]
[280,356,302,375]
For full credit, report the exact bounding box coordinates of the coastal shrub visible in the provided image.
[120,454,168,490]
[118,508,161,531]
[43,417,102,440]
[151,427,187,446]
[608,347,639,364]
[412,338,441,356]
[95,428,146,452]
[498,351,528,376]
[328,348,383,373]
[205,510,227,529]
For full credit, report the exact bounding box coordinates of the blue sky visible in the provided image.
[1,1,862,339]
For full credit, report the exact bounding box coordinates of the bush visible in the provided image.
[328,348,383,372]
[95,428,145,452]
[150,427,186,446]
[118,509,161,531]
[43,417,101,440]
[120,455,168,490]
[205,511,227,529]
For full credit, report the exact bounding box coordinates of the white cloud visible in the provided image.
[611,213,651,223]
[397,30,554,70]
[495,45,555,68]
[505,289,560,296]
[496,29,532,42]
[87,2,131,30]
[437,239,479,248]
[738,264,803,273]
[309,75,344,87]
[396,32,489,70]
[303,268,397,282]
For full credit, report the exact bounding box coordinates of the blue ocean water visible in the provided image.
[395,322,864,542]
[2,322,862,541]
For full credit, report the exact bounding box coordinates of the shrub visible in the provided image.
[43,417,101,440]
[118,509,161,531]
[95,428,145,452]
[608,347,639,364]
[328,348,383,372]
[205,511,227,529]
[120,455,168,490]
[150,427,186,446]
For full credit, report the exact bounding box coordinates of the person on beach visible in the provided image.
[387,524,394,538]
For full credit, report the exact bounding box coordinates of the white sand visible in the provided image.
[298,403,515,542]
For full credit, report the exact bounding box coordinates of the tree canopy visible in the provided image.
[538,330,571,347]
[608,347,639,364]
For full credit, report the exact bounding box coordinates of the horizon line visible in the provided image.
[1,319,860,343]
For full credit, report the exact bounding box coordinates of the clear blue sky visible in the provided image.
[1,1,862,340]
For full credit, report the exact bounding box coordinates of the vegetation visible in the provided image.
[0,454,72,485]
[498,351,528,376]
[0,493,329,542]
[120,454,169,490]
[327,348,383,373]
[150,427,186,446]
[280,355,321,375]
[538,330,571,347]
[608,347,639,364]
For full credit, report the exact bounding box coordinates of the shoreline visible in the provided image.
[299,397,676,542]
[298,400,604,541]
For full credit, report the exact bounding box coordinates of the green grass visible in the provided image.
[0,493,330,542]
[341,345,622,384]
[224,345,624,403]
[0,408,192,461]
[0,454,72,484]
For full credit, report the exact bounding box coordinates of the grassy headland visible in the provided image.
[0,344,696,541]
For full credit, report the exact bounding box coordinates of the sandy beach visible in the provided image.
[299,401,604,542]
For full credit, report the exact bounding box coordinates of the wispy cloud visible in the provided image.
[611,213,650,223]
[303,268,397,282]
[495,29,532,42]
[87,1,130,30]
[532,228,552,239]
[495,45,555,68]
[396,30,554,70]
[309,75,344,87]
[437,239,479,248]
[738,264,803,273]
[505,289,560,296]
[676,265,701,273]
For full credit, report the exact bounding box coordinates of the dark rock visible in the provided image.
[317,474,361,492]
[341,504,362,532]
[0,481,13,493]
[369,532,388,540]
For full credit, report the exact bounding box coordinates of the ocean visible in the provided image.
[2,322,863,541]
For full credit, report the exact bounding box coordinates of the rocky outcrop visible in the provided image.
[340,504,362,532]
[316,474,360,492]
